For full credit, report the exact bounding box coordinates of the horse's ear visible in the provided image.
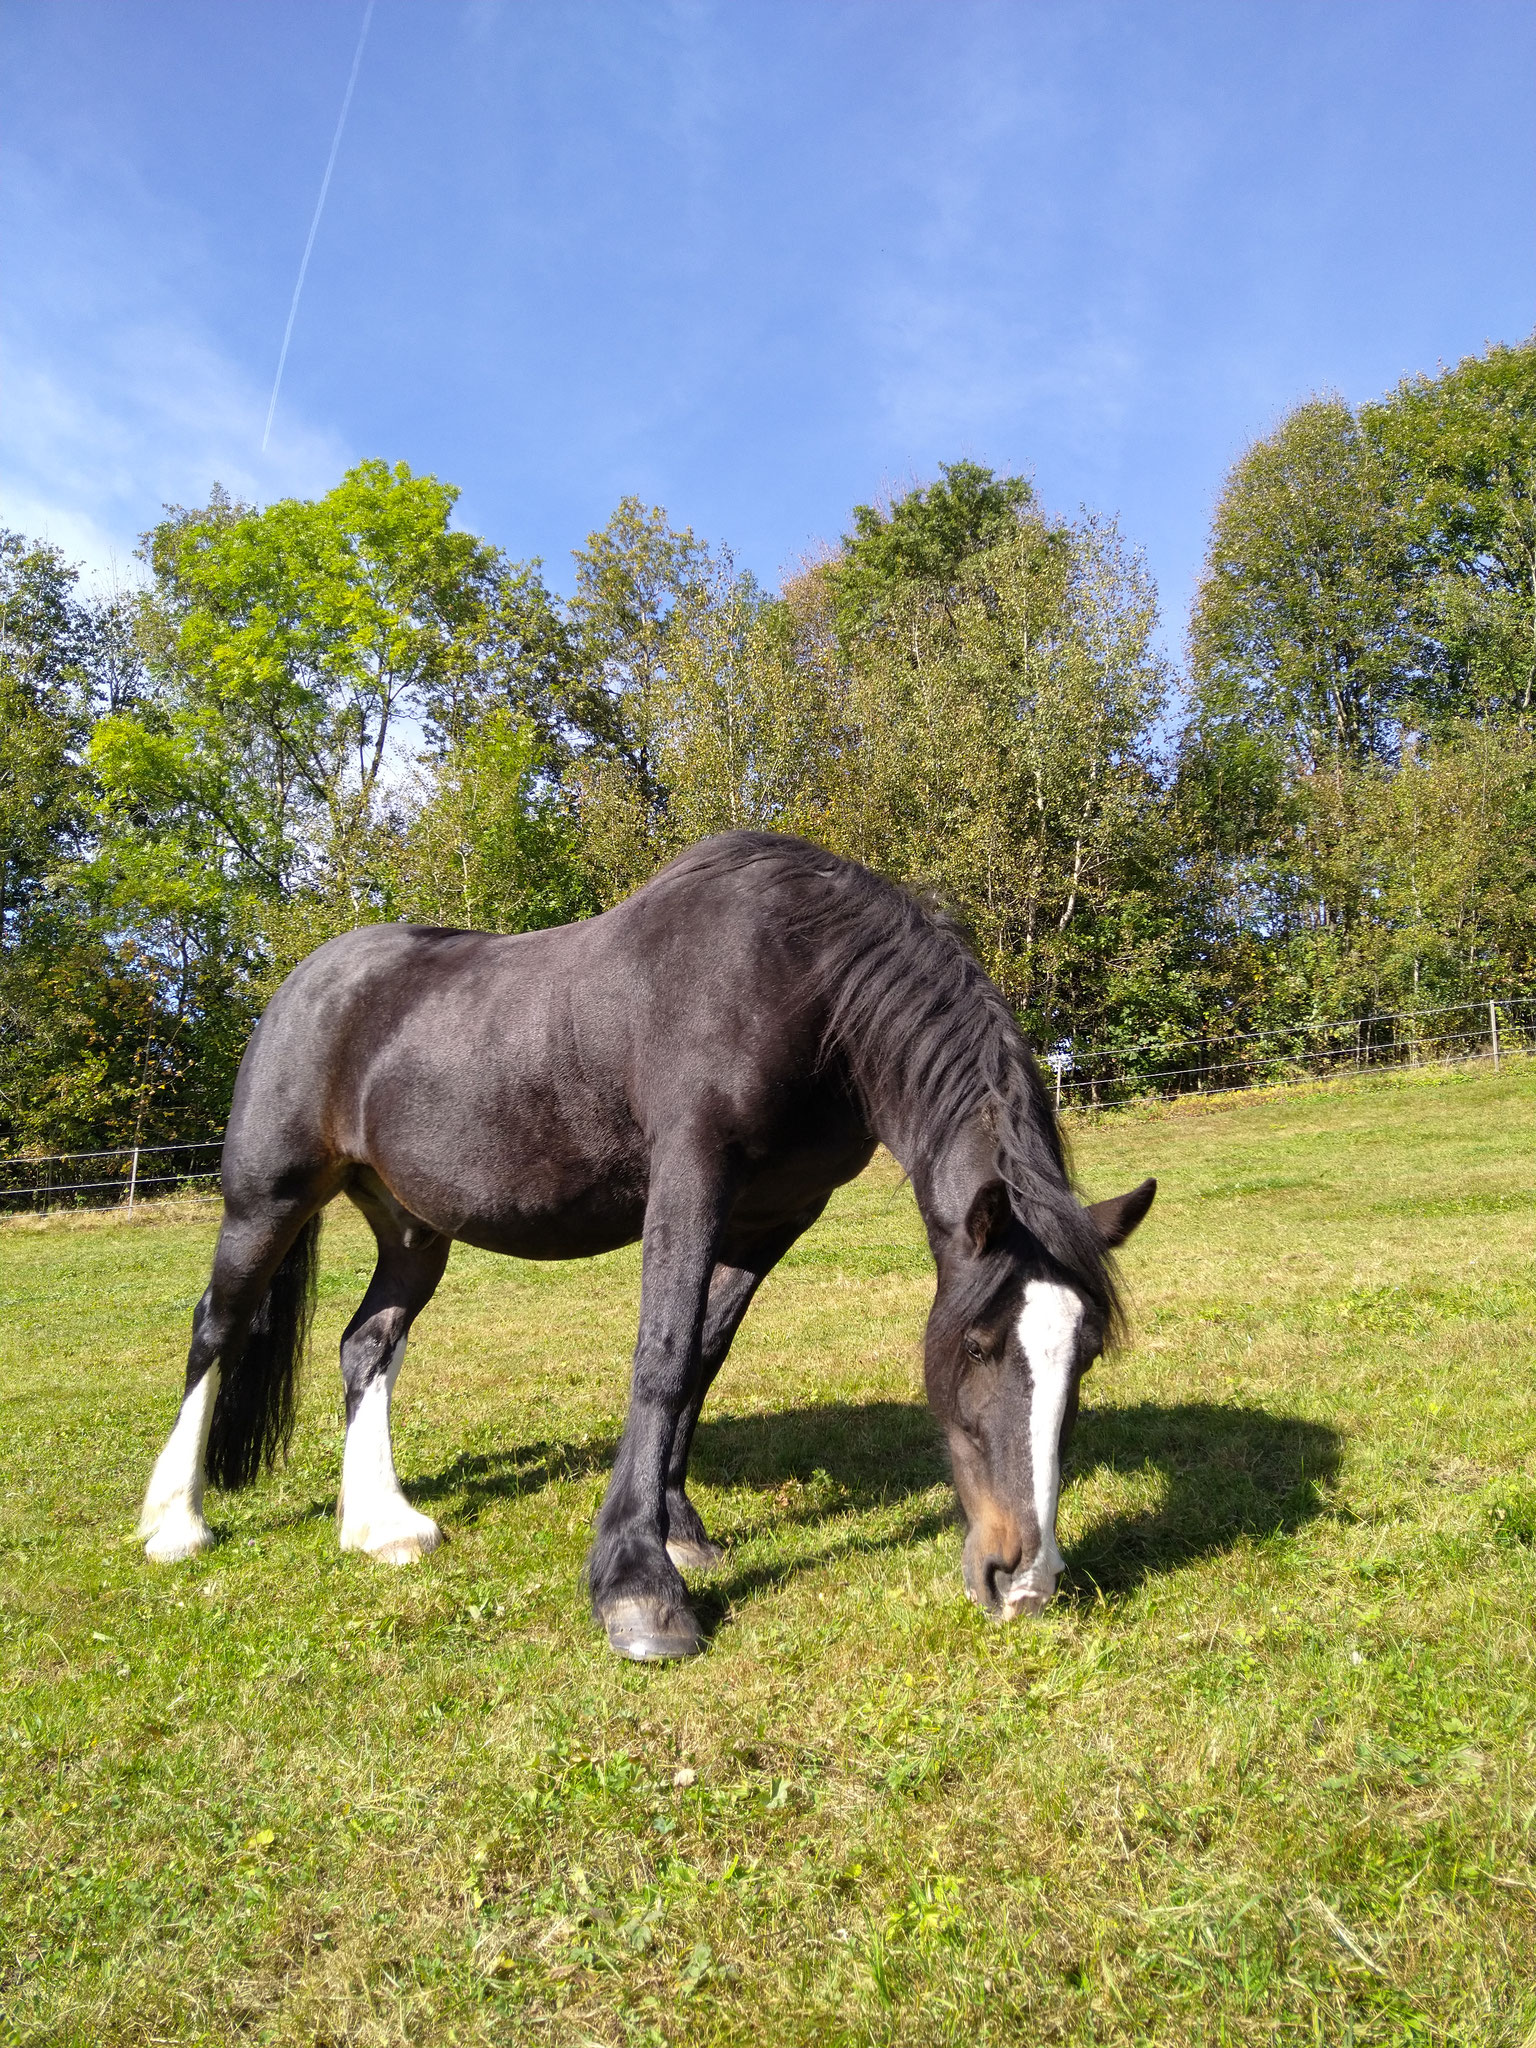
[964,1180,1012,1255]
[1087,1177,1157,1248]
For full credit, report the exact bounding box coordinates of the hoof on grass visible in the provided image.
[665,1536,723,1573]
[339,1508,444,1566]
[600,1597,702,1661]
[142,1510,215,1564]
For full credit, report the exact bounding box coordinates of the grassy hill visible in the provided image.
[2,1062,1533,2045]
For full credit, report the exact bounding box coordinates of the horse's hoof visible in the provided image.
[142,1510,215,1563]
[340,1512,444,1565]
[600,1597,702,1661]
[665,1536,723,1573]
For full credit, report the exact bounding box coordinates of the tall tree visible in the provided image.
[73,464,578,1128]
[638,555,831,849]
[1367,337,1536,724]
[806,475,1171,1040]
[98,462,572,936]
[563,498,711,901]
[827,458,1036,643]
[0,530,90,953]
[393,709,592,937]
[1188,398,1417,776]
[0,532,190,1149]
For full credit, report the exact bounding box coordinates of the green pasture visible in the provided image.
[2,1064,1534,2046]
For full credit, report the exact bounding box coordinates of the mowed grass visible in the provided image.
[2,1064,1535,2047]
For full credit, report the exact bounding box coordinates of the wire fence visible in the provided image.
[1047,994,1534,1110]
[0,1139,223,1216]
[0,995,1529,1215]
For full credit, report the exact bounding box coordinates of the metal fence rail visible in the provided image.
[1,995,1529,1213]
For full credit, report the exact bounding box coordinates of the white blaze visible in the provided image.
[139,1366,221,1562]
[1010,1279,1082,1608]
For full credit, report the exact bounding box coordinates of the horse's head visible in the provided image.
[924,1163,1155,1619]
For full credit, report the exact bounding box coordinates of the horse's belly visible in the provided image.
[368,1143,647,1260]
[353,1015,648,1255]
[452,1190,647,1260]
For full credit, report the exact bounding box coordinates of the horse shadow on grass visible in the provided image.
[391,1395,1341,1623]
[1057,1400,1342,1604]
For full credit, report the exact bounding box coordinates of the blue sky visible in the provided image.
[3,0,1532,647]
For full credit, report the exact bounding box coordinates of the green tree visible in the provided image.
[70,463,581,1130]
[122,464,527,894]
[0,531,90,952]
[97,461,573,953]
[1251,727,1536,1023]
[1189,398,1417,776]
[827,459,1035,642]
[393,709,593,935]
[636,555,831,850]
[0,532,193,1150]
[806,477,1171,1041]
[562,498,711,901]
[1177,345,1536,1049]
[1367,337,1536,724]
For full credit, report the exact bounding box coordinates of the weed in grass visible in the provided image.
[1,1064,1534,2043]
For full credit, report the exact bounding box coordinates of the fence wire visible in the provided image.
[1051,994,1533,1109]
[0,997,1529,1214]
[0,1139,223,1215]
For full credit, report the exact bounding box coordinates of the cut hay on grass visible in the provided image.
[2,1063,1533,2045]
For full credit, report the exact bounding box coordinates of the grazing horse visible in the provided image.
[139,832,1154,1658]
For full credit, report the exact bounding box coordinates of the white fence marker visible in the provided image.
[1491,999,1501,1072]
[1046,1050,1072,1112]
[126,1146,140,1214]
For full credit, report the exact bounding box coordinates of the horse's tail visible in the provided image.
[206,1214,323,1490]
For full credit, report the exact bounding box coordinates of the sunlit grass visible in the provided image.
[2,1061,1534,2044]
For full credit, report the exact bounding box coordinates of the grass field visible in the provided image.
[2,1062,1534,2046]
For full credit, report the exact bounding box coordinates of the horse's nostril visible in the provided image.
[983,1558,1013,1611]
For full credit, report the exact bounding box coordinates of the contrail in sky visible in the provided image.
[261,0,375,454]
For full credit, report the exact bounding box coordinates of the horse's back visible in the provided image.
[221,842,871,1249]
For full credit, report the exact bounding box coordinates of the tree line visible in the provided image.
[2,338,1532,1155]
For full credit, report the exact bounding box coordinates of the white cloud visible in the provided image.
[1,321,352,588]
[0,143,352,589]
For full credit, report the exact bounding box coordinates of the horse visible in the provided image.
[138,831,1155,1659]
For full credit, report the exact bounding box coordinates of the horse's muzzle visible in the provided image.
[996,1563,1060,1620]
[963,1532,1062,1620]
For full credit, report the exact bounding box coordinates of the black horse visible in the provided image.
[139,833,1154,1657]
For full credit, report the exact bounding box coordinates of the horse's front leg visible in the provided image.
[589,1152,730,1660]
[662,1260,761,1572]
[663,1205,829,1572]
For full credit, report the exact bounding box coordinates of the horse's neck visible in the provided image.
[901,1113,998,1248]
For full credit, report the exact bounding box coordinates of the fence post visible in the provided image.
[1490,999,1501,1072]
[126,1146,139,1214]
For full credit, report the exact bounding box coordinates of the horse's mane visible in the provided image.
[655,832,1119,1324]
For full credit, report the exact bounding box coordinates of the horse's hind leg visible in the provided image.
[140,1198,323,1562]
[336,1200,450,1565]
[139,1350,222,1563]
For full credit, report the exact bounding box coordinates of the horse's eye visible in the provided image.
[956,1361,998,1439]
[963,1334,985,1363]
